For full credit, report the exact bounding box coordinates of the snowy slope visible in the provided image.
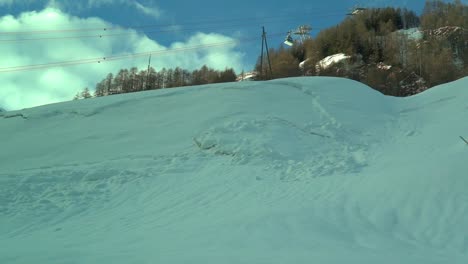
[1,77,467,264]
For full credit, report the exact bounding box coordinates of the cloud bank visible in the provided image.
[44,0,163,19]
[0,8,244,111]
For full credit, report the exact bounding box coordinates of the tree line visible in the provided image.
[74,65,236,99]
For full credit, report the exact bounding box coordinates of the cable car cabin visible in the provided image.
[284,33,293,46]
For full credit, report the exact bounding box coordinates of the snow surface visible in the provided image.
[236,71,256,82]
[317,53,351,69]
[398,28,423,40]
[1,77,468,264]
[377,62,392,70]
[299,58,310,69]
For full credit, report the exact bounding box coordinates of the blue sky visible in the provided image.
[0,0,461,110]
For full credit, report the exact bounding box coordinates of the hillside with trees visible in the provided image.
[256,0,467,96]
[75,65,236,99]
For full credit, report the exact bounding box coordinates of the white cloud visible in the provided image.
[0,8,245,111]
[0,0,15,5]
[133,1,161,19]
[0,1,163,19]
[169,32,244,70]
[44,0,163,18]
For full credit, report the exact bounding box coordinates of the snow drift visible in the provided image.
[1,77,467,264]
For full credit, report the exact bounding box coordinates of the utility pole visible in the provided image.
[260,26,273,79]
[146,54,152,90]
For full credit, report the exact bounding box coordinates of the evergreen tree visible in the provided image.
[73,92,81,100]
[217,68,237,83]
[94,79,106,97]
[81,87,92,99]
[105,73,113,95]
[129,67,138,92]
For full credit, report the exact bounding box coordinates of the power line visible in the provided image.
[0,8,339,73]
[0,33,285,73]
[0,21,321,43]
[0,11,343,36]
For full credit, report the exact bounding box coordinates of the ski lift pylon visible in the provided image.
[293,25,312,36]
[284,25,311,46]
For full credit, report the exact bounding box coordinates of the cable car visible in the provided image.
[284,31,294,46]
